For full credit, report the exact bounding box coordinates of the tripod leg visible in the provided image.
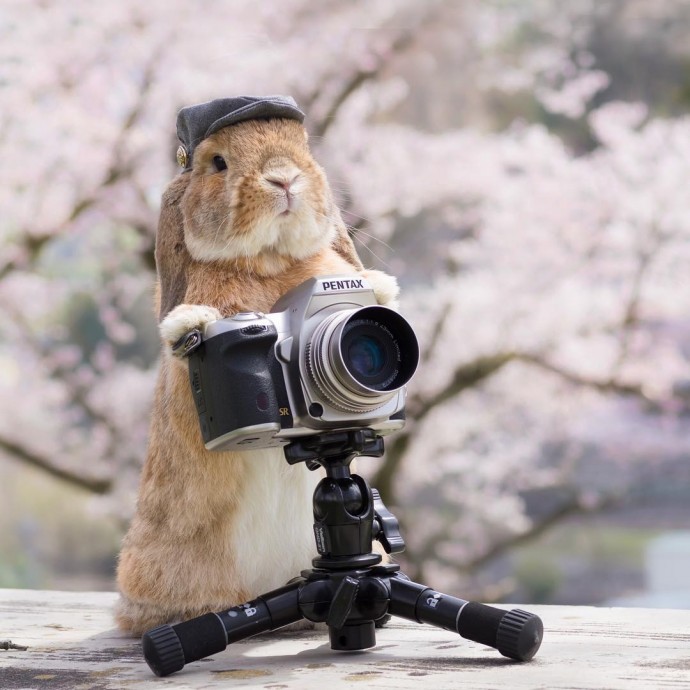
[388,575,543,662]
[142,581,304,677]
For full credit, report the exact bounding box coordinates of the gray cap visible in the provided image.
[175,95,305,169]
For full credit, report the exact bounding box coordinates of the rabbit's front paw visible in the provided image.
[160,304,222,354]
[361,270,400,309]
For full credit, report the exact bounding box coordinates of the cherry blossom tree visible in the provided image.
[1,0,689,595]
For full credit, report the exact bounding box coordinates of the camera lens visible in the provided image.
[306,305,419,413]
[347,333,386,379]
[341,319,403,390]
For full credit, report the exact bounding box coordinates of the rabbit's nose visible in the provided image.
[264,169,303,213]
[263,157,302,191]
[264,168,301,193]
[265,175,298,192]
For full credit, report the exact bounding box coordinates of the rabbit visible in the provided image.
[115,113,398,636]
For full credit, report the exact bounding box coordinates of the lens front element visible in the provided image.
[341,318,403,391]
[348,333,386,379]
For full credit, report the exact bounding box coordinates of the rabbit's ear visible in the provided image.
[332,214,364,271]
[155,174,192,322]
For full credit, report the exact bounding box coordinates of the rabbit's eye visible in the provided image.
[212,155,228,172]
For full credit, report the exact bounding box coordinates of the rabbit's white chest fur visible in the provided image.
[230,447,319,593]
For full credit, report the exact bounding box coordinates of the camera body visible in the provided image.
[188,275,419,451]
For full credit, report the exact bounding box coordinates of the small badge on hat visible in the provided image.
[176,145,188,168]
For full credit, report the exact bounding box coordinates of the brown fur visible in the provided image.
[116,118,389,636]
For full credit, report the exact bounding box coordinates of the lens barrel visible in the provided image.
[306,306,419,413]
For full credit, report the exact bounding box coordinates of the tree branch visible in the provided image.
[372,346,663,505]
[0,436,112,495]
[372,351,518,500]
[307,2,446,139]
[0,305,132,494]
[612,224,665,377]
[410,352,518,421]
[456,490,623,574]
[515,352,656,405]
[0,44,164,282]
[62,44,163,228]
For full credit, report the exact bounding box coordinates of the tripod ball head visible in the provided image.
[313,476,366,519]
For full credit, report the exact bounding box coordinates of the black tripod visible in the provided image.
[142,429,543,677]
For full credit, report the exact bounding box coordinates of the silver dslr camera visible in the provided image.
[187,275,419,451]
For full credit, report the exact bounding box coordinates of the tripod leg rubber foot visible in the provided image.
[142,624,185,677]
[496,609,544,662]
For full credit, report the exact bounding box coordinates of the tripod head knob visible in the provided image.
[371,488,405,554]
